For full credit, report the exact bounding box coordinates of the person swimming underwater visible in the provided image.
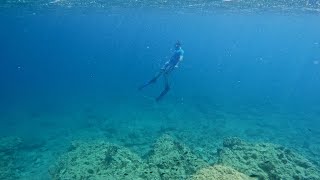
[139,41,184,101]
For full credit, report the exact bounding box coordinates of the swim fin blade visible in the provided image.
[138,78,157,91]
[156,86,170,102]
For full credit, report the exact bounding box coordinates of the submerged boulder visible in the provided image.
[148,134,209,179]
[218,137,320,180]
[190,165,251,180]
[0,136,22,180]
[49,140,160,180]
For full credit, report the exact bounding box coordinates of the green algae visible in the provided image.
[148,134,209,179]
[218,137,320,180]
[49,140,160,180]
[190,165,252,180]
[49,135,320,180]
[50,134,209,180]
[0,136,22,180]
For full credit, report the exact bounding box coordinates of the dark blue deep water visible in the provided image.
[0,7,320,179]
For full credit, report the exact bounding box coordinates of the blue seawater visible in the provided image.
[0,5,320,179]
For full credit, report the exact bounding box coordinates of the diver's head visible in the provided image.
[174,41,181,50]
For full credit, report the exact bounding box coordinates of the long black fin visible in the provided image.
[138,78,157,91]
[155,86,170,102]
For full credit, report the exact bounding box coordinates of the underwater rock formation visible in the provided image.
[51,135,320,180]
[0,136,22,152]
[218,137,320,180]
[190,165,251,180]
[0,136,22,180]
[49,140,160,180]
[148,134,209,179]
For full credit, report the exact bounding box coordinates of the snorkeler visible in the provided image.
[139,41,184,102]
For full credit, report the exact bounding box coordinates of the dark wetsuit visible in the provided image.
[139,47,184,101]
[161,48,184,74]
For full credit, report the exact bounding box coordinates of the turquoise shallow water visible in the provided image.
[0,6,320,179]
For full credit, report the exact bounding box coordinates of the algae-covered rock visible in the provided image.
[222,137,244,148]
[218,137,320,180]
[0,136,21,152]
[148,134,209,179]
[190,165,251,180]
[49,140,160,180]
[0,136,22,180]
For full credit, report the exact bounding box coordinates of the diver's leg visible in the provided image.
[155,72,170,102]
[138,69,164,90]
[150,70,164,83]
